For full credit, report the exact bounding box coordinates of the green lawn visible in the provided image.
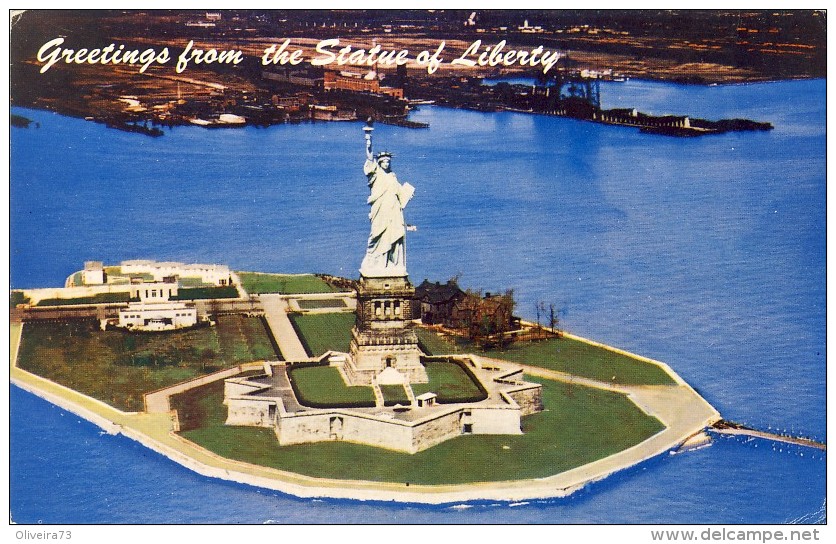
[413,361,486,403]
[287,365,375,407]
[177,277,215,288]
[478,337,676,385]
[289,312,355,356]
[17,316,279,411]
[415,327,675,386]
[175,376,665,484]
[415,327,459,355]
[237,272,338,295]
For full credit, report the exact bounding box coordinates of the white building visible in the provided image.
[118,302,198,331]
[82,261,105,285]
[117,276,198,331]
[129,278,178,302]
[120,260,233,286]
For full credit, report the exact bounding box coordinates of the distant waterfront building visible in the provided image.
[323,70,404,99]
[262,68,324,88]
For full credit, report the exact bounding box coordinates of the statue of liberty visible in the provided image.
[360,120,414,277]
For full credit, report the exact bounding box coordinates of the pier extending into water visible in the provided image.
[711,420,826,451]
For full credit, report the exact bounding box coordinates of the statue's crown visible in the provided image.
[376,151,393,160]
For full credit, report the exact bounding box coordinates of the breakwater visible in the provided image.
[711,420,826,451]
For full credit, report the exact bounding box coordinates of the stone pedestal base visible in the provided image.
[347,327,427,385]
[346,273,428,385]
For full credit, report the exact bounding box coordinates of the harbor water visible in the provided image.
[10,78,826,523]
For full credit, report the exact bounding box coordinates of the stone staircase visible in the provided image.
[371,378,385,408]
[404,383,417,407]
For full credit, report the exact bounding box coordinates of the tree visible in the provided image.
[534,300,548,340]
[549,303,558,334]
[534,301,542,339]
[463,290,515,349]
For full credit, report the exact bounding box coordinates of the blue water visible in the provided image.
[10,78,826,523]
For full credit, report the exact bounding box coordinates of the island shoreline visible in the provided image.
[10,321,721,505]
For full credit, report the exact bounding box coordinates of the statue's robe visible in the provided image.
[361,158,414,275]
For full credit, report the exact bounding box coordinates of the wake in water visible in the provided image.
[786,499,826,524]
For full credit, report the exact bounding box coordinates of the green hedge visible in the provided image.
[36,292,131,306]
[296,299,347,310]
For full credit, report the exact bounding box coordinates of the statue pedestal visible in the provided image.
[346,275,427,385]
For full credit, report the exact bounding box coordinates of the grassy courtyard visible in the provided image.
[172,376,665,484]
[16,316,279,412]
[413,360,487,403]
[288,365,376,407]
[286,360,485,407]
[414,327,675,386]
[237,272,338,295]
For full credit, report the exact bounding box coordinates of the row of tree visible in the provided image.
[533,301,562,339]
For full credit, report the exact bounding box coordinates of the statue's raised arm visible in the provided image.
[359,121,415,278]
[363,118,374,161]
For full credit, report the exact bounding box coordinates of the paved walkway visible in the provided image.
[258,294,310,361]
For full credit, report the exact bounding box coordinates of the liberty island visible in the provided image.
[10,120,733,502]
